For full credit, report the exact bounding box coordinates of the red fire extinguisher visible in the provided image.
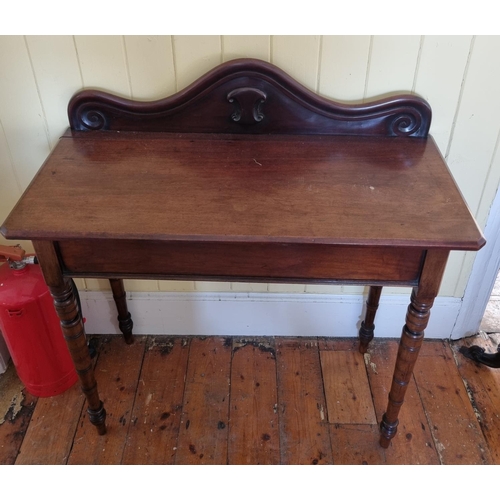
[0,245,78,397]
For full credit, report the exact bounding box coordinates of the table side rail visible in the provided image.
[56,239,425,284]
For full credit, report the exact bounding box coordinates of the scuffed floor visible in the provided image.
[0,362,25,425]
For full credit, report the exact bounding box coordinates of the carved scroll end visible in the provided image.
[389,112,421,137]
[227,87,267,125]
[73,106,109,131]
[387,102,430,138]
[68,91,115,131]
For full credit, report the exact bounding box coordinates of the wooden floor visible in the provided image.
[1,333,499,465]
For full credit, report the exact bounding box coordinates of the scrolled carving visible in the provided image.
[68,59,432,137]
[227,87,267,125]
[78,107,108,131]
[389,110,423,137]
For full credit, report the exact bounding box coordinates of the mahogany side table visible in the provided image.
[0,59,485,448]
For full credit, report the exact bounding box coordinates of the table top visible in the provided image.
[1,128,484,251]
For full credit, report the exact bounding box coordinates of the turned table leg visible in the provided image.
[109,278,134,344]
[33,241,107,435]
[359,286,383,354]
[379,249,449,448]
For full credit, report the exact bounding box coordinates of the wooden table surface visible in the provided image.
[1,130,483,251]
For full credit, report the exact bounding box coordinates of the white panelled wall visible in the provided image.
[1,36,499,353]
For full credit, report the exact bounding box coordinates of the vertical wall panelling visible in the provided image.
[445,36,500,297]
[305,284,346,295]
[25,36,83,148]
[195,281,232,292]
[123,279,160,293]
[231,282,269,293]
[0,36,52,190]
[74,36,131,97]
[319,36,371,102]
[268,284,306,293]
[364,36,422,98]
[414,36,473,154]
[23,36,83,287]
[0,122,22,247]
[171,36,222,91]
[158,280,196,292]
[222,36,270,63]
[124,36,176,99]
[82,279,112,292]
[447,36,500,220]
[271,36,321,91]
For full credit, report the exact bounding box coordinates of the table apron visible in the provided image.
[56,239,425,284]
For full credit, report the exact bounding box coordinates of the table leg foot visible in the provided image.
[379,415,398,448]
[109,278,134,344]
[87,401,107,435]
[359,286,382,354]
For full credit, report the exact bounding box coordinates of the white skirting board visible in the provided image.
[0,291,464,372]
[80,291,462,340]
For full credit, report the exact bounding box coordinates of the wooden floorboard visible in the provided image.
[174,337,232,464]
[414,341,493,465]
[1,334,500,465]
[122,336,190,465]
[15,382,84,465]
[321,350,377,425]
[228,339,280,465]
[276,339,332,465]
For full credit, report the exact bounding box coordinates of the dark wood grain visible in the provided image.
[57,239,424,284]
[68,58,431,137]
[109,278,133,344]
[1,133,484,251]
[359,285,383,353]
